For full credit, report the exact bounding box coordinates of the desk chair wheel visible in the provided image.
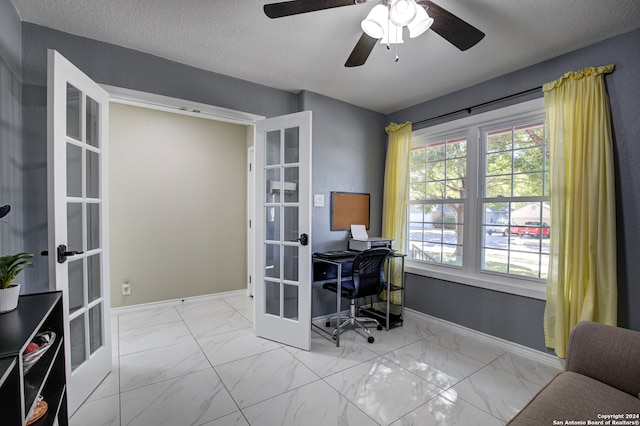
[377,325,383,331]
[367,336,375,343]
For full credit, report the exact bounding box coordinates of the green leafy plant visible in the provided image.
[0,253,34,289]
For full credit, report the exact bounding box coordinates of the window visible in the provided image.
[406,98,548,299]
[481,122,550,280]
[408,137,467,266]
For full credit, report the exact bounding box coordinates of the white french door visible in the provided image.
[254,111,312,351]
[47,50,111,414]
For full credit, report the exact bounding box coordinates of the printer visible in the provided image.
[347,224,394,251]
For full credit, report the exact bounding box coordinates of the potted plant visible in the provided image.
[0,252,34,313]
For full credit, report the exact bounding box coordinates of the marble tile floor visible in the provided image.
[70,294,562,426]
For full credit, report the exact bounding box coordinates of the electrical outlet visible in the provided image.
[122,282,131,295]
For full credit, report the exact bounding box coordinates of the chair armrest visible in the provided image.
[565,321,640,397]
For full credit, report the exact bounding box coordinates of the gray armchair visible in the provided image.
[508,321,640,425]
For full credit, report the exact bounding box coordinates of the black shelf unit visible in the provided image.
[360,254,406,330]
[360,283,405,328]
[0,292,68,426]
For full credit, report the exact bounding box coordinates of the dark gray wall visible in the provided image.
[300,90,387,252]
[389,28,640,352]
[0,0,24,262]
[298,91,387,316]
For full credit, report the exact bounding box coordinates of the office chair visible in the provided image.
[323,248,392,343]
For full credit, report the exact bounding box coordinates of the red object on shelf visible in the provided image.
[23,342,39,355]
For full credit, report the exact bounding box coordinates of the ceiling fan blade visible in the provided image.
[345,33,378,67]
[264,0,357,19]
[420,1,485,51]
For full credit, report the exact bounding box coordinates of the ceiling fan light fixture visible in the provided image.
[380,21,404,44]
[408,5,433,38]
[389,0,416,26]
[361,4,389,39]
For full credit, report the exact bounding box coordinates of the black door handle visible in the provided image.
[298,233,309,246]
[57,244,83,264]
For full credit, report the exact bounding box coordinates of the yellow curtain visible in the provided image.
[380,122,412,304]
[543,64,617,358]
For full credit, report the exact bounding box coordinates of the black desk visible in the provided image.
[312,251,406,347]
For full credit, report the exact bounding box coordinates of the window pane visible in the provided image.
[283,284,299,320]
[446,138,466,159]
[70,315,86,371]
[284,127,299,164]
[514,173,543,197]
[445,178,465,199]
[66,83,81,141]
[427,144,445,161]
[446,158,465,180]
[87,254,101,303]
[485,175,512,198]
[409,181,426,200]
[426,181,444,199]
[265,206,280,241]
[86,96,100,148]
[265,281,280,316]
[86,150,100,198]
[265,244,280,278]
[486,128,512,153]
[486,151,512,176]
[67,143,82,197]
[89,304,103,355]
[87,203,100,251]
[266,130,280,166]
[514,122,544,149]
[514,147,544,174]
[283,245,298,282]
[68,259,84,314]
[283,167,299,203]
[480,201,550,279]
[407,201,463,267]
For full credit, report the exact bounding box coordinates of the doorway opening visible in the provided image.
[104,85,262,307]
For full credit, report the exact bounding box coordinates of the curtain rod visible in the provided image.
[413,86,543,127]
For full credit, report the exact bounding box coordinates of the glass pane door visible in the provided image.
[254,111,311,350]
[48,49,111,414]
[65,84,106,372]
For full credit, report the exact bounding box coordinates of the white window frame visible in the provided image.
[406,98,547,300]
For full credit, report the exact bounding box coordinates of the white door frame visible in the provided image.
[247,145,255,296]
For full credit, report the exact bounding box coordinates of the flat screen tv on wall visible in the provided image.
[330,192,370,231]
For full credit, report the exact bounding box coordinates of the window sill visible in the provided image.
[405,261,547,300]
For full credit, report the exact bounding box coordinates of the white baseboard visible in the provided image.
[111,289,249,314]
[404,308,565,370]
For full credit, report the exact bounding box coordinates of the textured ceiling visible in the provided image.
[10,0,640,114]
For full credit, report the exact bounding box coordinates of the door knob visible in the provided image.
[298,233,309,246]
[57,244,83,264]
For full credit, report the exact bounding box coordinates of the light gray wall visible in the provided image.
[0,0,24,264]
[388,28,640,351]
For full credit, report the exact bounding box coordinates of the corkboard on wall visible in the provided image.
[331,192,370,231]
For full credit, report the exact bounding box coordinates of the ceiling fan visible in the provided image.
[263,0,485,67]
